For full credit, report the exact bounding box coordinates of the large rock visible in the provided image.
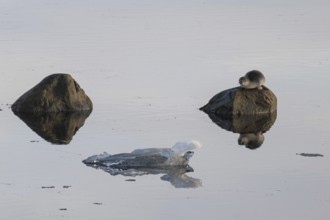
[200,86,277,116]
[12,74,93,113]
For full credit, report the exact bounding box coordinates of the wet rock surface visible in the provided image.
[200,86,277,116]
[11,74,93,113]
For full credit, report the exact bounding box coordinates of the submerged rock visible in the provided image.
[82,141,202,188]
[83,140,202,168]
[12,74,93,113]
[200,86,277,116]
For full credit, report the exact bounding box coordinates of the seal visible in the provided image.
[239,70,265,90]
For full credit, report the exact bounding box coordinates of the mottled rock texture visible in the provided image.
[15,111,91,144]
[12,74,93,113]
[200,86,277,116]
[205,112,277,134]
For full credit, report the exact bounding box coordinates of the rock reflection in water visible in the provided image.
[204,112,277,149]
[13,110,91,144]
[83,141,202,188]
[85,163,202,188]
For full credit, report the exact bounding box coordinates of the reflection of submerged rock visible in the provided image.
[203,112,277,150]
[86,164,202,188]
[83,141,202,188]
[205,112,277,134]
[14,111,91,144]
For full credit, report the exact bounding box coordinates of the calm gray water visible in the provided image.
[1,1,330,219]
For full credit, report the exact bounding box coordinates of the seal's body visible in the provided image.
[239,70,265,90]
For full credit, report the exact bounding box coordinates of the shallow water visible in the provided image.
[1,1,330,219]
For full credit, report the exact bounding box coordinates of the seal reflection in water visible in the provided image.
[239,70,265,90]
[238,132,265,150]
[82,140,202,188]
[202,112,277,150]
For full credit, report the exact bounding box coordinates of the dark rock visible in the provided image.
[12,74,93,113]
[200,86,277,116]
[14,111,91,145]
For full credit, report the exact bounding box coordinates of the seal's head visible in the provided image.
[239,76,249,87]
[239,70,265,90]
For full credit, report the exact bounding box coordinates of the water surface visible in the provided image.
[1,1,330,219]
